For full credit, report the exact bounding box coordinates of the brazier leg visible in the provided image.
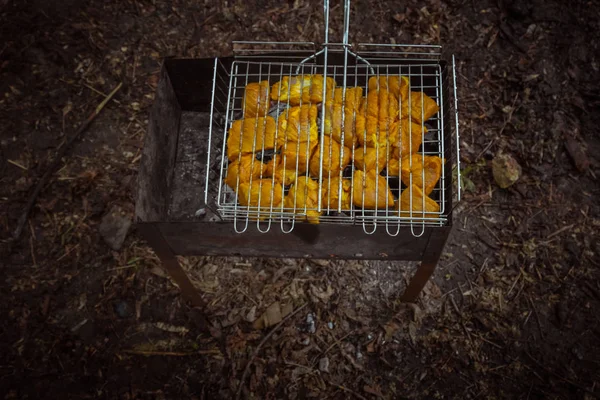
[400,227,451,302]
[138,224,204,307]
[400,261,438,302]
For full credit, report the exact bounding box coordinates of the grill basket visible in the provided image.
[205,2,460,237]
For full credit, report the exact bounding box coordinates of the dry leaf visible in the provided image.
[407,303,423,324]
[565,137,590,172]
[392,13,406,23]
[62,102,73,117]
[366,340,376,353]
[148,266,167,278]
[309,283,335,303]
[408,321,418,345]
[245,306,257,322]
[253,302,282,330]
[154,322,189,335]
[364,385,385,398]
[288,279,305,300]
[383,322,400,340]
[281,303,293,318]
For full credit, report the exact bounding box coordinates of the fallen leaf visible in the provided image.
[310,283,335,303]
[366,341,376,353]
[62,101,73,117]
[281,303,293,318]
[148,266,167,278]
[523,73,539,82]
[408,322,418,345]
[364,385,385,398]
[245,306,257,322]
[565,137,589,172]
[146,74,159,88]
[319,356,330,373]
[392,13,406,23]
[407,303,423,323]
[9,85,22,95]
[291,367,310,381]
[383,322,400,340]
[253,302,282,330]
[154,322,189,335]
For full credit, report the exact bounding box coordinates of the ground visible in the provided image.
[1,0,600,399]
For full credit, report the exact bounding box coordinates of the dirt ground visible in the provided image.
[1,0,600,399]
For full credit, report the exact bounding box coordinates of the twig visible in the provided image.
[525,351,600,397]
[8,159,28,170]
[30,237,37,267]
[546,223,575,240]
[82,83,108,97]
[56,244,79,262]
[474,333,503,349]
[13,82,122,240]
[498,22,529,55]
[235,303,307,400]
[311,330,355,367]
[106,265,139,272]
[475,92,519,160]
[322,330,355,355]
[527,295,545,340]
[325,380,369,400]
[122,349,220,357]
[475,137,497,161]
[449,294,462,317]
[506,269,522,298]
[482,222,503,246]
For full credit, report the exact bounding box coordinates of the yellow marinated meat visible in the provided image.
[400,155,443,195]
[397,184,439,218]
[321,177,352,210]
[353,146,389,174]
[243,81,270,118]
[387,158,400,176]
[331,86,363,111]
[323,105,362,148]
[238,179,284,211]
[400,91,440,123]
[227,116,276,160]
[361,88,399,122]
[391,118,426,157]
[352,170,395,209]
[356,116,398,148]
[284,176,321,224]
[279,140,317,175]
[308,136,352,178]
[276,104,319,147]
[225,155,266,190]
[368,76,410,101]
[263,157,298,186]
[323,87,363,147]
[271,74,336,105]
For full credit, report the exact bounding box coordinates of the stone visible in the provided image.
[114,301,133,318]
[492,153,522,188]
[99,205,132,250]
[319,357,330,373]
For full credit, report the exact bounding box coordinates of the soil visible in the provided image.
[1,0,600,399]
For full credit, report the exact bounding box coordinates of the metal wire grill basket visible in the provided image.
[205,0,461,237]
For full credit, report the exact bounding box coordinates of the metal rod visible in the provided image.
[317,0,330,212]
[205,58,219,206]
[452,54,462,203]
